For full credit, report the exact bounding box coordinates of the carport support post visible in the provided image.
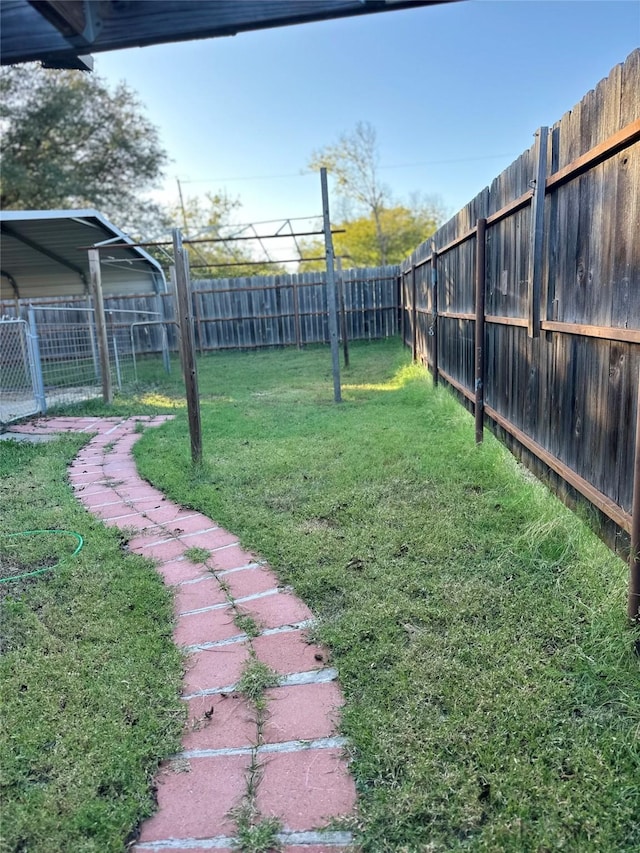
[88,248,112,404]
[320,167,342,403]
[172,229,203,465]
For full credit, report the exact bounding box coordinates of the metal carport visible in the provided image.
[0,210,168,424]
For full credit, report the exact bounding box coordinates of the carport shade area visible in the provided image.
[0,209,165,302]
[0,210,167,425]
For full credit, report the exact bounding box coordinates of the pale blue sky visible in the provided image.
[95,0,639,243]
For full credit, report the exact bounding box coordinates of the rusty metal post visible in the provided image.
[411,263,417,362]
[336,257,349,368]
[193,286,204,355]
[528,127,548,339]
[173,228,202,464]
[431,244,439,386]
[475,218,487,443]
[628,372,640,621]
[397,273,404,342]
[292,278,302,348]
[320,167,342,403]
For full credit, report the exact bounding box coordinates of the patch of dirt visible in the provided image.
[300,516,339,534]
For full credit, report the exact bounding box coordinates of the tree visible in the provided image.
[309,121,445,266]
[0,63,167,235]
[298,204,441,272]
[309,121,392,262]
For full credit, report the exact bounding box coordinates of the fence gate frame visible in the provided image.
[0,316,44,424]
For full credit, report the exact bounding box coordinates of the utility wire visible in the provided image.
[178,154,519,184]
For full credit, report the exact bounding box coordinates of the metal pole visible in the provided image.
[336,257,350,368]
[292,278,302,349]
[88,248,112,404]
[320,167,342,403]
[475,218,487,443]
[86,295,99,378]
[177,178,189,232]
[528,127,548,339]
[130,324,138,382]
[172,228,203,464]
[628,371,640,622]
[26,305,46,414]
[431,244,439,386]
[411,263,417,362]
[162,325,171,374]
[112,335,122,390]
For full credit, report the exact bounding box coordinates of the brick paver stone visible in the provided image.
[183,693,257,751]
[239,590,314,630]
[8,416,357,851]
[262,682,343,744]
[256,748,357,831]
[252,628,328,675]
[173,577,229,615]
[220,565,281,598]
[173,604,240,647]
[157,559,209,586]
[136,754,249,842]
[183,643,251,694]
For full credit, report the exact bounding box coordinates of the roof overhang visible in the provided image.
[1,1,457,70]
[0,209,166,301]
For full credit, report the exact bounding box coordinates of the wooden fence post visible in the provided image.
[88,248,112,404]
[475,218,487,443]
[172,228,202,464]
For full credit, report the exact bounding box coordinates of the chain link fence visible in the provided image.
[1,309,175,425]
[0,318,41,424]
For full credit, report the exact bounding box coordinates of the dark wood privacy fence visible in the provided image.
[400,49,640,556]
[2,51,637,592]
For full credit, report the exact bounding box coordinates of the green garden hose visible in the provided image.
[0,530,84,583]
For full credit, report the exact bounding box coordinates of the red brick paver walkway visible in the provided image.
[6,416,357,852]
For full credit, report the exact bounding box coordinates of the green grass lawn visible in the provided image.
[0,437,184,853]
[128,339,639,852]
[3,339,638,852]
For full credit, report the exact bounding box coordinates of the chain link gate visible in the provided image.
[0,318,44,425]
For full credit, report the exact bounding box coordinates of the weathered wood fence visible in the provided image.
[2,51,637,589]
[188,267,398,351]
[400,49,639,558]
[2,266,399,354]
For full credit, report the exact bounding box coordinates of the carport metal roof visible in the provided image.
[1,1,453,70]
[0,209,166,301]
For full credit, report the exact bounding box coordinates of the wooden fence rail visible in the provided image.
[400,49,640,568]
